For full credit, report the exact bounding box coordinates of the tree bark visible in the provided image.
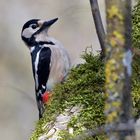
[105,0,133,139]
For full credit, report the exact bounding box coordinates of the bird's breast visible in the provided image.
[46,44,71,90]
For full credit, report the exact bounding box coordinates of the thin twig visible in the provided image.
[89,0,106,59]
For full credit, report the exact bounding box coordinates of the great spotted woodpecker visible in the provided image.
[21,18,71,118]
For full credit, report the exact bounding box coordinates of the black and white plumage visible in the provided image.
[21,18,71,118]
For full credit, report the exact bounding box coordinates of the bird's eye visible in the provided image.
[31,24,38,29]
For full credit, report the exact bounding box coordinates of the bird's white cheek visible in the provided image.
[22,27,39,38]
[22,28,33,38]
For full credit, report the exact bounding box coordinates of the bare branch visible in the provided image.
[89,0,106,58]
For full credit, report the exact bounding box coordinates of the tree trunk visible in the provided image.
[105,0,133,139]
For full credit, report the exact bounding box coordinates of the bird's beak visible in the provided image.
[38,18,58,32]
[43,18,58,27]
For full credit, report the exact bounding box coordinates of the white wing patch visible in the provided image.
[30,46,35,53]
[34,49,41,90]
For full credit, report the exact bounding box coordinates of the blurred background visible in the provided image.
[0,0,136,140]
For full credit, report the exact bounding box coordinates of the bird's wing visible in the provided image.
[37,47,51,91]
[31,46,51,92]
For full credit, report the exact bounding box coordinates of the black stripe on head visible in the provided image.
[22,19,39,32]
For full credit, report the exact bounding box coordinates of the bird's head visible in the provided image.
[21,18,58,47]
